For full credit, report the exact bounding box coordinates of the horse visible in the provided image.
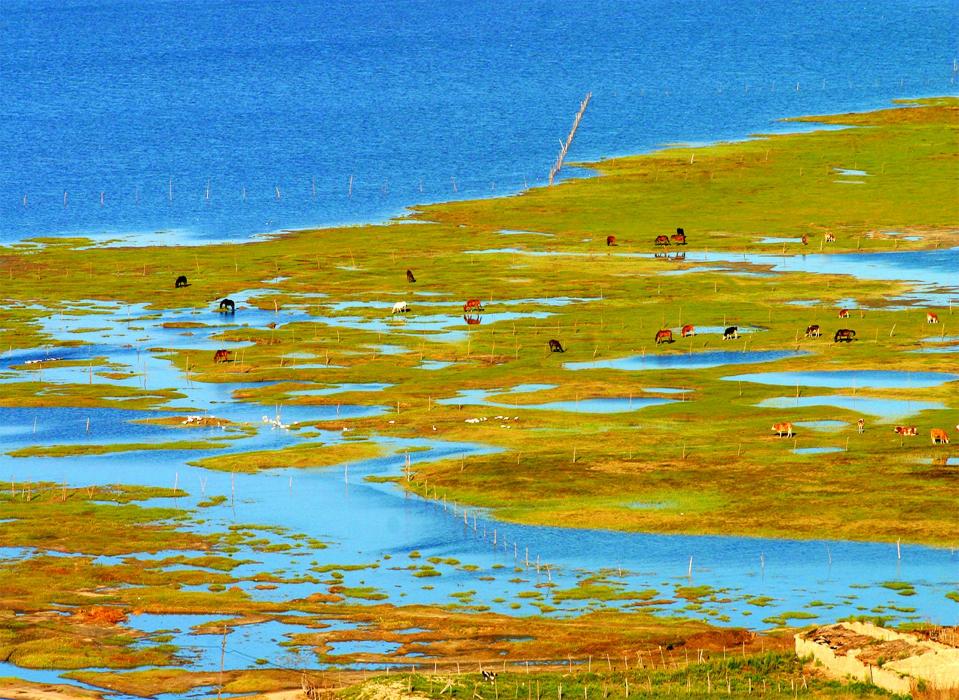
[804,324,821,338]
[655,329,674,344]
[606,235,617,246]
[548,339,565,353]
[213,349,231,363]
[834,329,856,343]
[175,275,188,288]
[219,298,235,313]
[654,235,670,246]
[406,269,416,283]
[722,326,739,340]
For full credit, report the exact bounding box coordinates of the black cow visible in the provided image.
[723,326,739,340]
[219,298,235,313]
[406,269,416,283]
[175,275,188,288]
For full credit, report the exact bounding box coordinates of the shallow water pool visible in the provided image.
[566,350,806,372]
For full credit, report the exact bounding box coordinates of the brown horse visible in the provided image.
[655,329,674,344]
[834,329,856,343]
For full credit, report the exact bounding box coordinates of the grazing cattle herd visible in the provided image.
[182,224,951,458]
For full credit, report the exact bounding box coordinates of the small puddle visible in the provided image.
[756,395,946,420]
[724,370,959,389]
[792,447,844,455]
[566,350,805,372]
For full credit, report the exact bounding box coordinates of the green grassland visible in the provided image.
[0,97,956,553]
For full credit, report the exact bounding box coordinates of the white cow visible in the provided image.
[391,301,410,314]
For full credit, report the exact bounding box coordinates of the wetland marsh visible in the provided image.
[1,99,957,697]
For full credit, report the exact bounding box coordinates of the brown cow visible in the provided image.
[671,228,687,245]
[804,324,821,338]
[893,426,918,436]
[606,235,617,246]
[927,312,939,324]
[213,349,231,363]
[857,418,865,434]
[463,314,482,326]
[548,339,565,353]
[931,428,950,444]
[825,233,836,243]
[406,269,416,283]
[801,234,809,246]
[772,422,794,438]
[655,329,674,344]
[463,299,484,313]
[838,309,850,318]
[654,235,670,246]
[834,329,856,343]
[681,324,695,337]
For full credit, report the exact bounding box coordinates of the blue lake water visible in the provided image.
[2,0,956,244]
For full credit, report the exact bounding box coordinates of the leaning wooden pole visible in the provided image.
[548,92,592,186]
